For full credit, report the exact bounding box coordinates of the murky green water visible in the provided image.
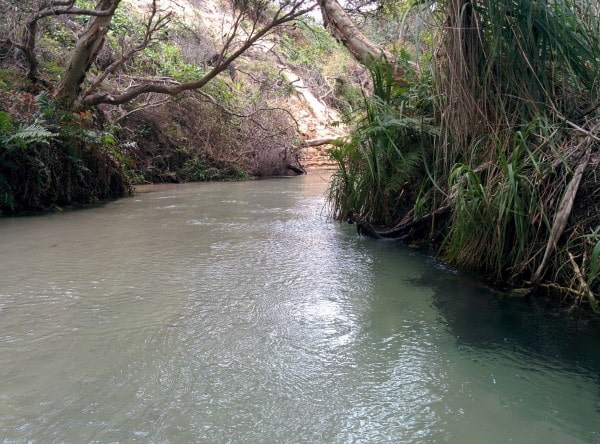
[1,174,599,443]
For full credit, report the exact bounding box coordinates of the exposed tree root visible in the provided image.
[356,205,450,239]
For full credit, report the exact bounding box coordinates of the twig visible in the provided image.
[568,252,599,312]
[531,142,594,285]
[114,98,172,124]
[539,282,584,298]
[191,90,301,131]
[558,115,600,142]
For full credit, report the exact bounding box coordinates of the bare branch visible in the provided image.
[192,89,300,131]
[84,0,173,96]
[83,1,317,106]
[114,97,172,124]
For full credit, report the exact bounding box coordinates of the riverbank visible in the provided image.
[0,0,357,215]
[326,18,599,312]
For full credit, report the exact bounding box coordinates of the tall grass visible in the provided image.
[444,136,546,280]
[435,0,599,303]
[435,0,599,163]
[328,59,437,225]
[329,0,599,307]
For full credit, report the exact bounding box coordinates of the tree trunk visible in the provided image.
[54,0,121,106]
[317,0,394,66]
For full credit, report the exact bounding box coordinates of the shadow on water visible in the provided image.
[410,260,600,377]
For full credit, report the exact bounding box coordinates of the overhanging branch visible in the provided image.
[83,1,317,106]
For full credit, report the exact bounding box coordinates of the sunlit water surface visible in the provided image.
[1,174,599,443]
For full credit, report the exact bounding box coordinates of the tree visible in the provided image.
[84,0,316,105]
[317,0,406,81]
[8,0,401,110]
[53,0,122,104]
[9,0,317,109]
[318,0,390,64]
[7,0,120,90]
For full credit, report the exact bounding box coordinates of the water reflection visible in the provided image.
[410,261,600,441]
[412,265,600,373]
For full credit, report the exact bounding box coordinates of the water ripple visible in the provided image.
[0,176,598,443]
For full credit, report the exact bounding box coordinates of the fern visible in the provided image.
[0,111,14,135]
[4,121,55,145]
[1,113,55,149]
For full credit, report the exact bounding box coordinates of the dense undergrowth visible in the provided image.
[328,0,599,310]
[0,90,131,214]
[0,0,360,214]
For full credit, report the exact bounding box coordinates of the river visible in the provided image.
[1,174,599,442]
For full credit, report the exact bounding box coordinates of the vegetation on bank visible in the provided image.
[327,0,599,310]
[0,0,597,309]
[0,0,362,214]
[0,95,130,214]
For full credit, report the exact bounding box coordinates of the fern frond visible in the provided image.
[5,121,55,145]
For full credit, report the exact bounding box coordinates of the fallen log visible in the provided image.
[286,163,306,175]
[356,205,451,239]
[304,137,339,147]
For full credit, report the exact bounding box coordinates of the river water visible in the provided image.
[0,174,599,443]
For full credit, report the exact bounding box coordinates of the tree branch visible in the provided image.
[84,0,172,97]
[114,97,172,124]
[83,0,317,106]
[14,0,117,85]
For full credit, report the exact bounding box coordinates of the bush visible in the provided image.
[328,59,437,225]
[0,97,130,214]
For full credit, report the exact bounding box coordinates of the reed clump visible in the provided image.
[328,58,437,226]
[328,0,599,310]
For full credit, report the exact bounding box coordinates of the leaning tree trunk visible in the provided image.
[54,0,122,106]
[317,0,394,66]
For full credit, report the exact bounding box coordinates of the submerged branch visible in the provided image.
[356,205,451,239]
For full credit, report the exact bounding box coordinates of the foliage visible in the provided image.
[328,57,436,225]
[433,0,599,296]
[326,0,599,308]
[0,110,55,212]
[0,111,55,147]
[0,96,130,214]
[444,138,545,279]
[280,20,339,67]
[140,43,206,82]
[279,19,366,115]
[180,155,249,181]
[114,86,301,184]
